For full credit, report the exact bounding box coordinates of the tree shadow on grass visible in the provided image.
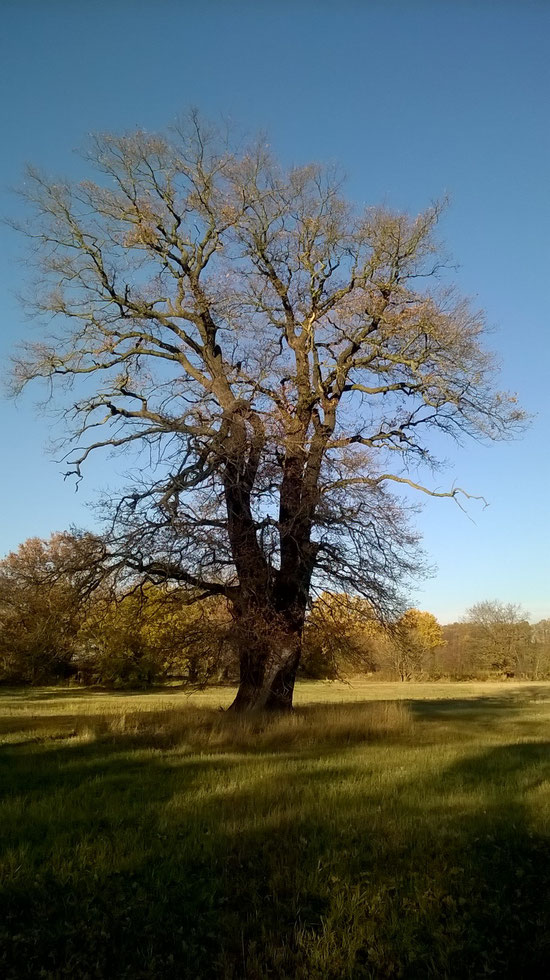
[406,691,550,743]
[2,709,550,977]
[412,741,550,978]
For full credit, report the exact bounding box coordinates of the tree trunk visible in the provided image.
[228,616,302,712]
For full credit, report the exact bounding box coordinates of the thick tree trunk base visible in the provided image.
[228,604,305,713]
[228,659,299,713]
[228,683,294,713]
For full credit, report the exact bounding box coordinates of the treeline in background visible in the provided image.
[1,533,548,687]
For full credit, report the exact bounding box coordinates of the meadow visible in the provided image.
[2,680,550,978]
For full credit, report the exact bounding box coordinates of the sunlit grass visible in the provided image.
[2,680,550,977]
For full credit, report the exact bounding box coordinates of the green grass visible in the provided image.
[2,681,550,978]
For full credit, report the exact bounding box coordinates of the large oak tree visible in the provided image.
[11,114,525,709]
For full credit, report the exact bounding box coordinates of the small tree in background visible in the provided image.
[302,592,386,678]
[439,622,481,679]
[531,620,550,680]
[79,587,234,687]
[465,601,531,677]
[0,532,101,683]
[389,609,444,681]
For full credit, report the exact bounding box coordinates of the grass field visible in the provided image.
[2,680,550,978]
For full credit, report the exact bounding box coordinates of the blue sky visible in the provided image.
[1,0,548,622]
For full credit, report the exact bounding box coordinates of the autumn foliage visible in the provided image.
[1,533,548,686]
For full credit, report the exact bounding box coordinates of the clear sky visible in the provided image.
[1,0,548,622]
